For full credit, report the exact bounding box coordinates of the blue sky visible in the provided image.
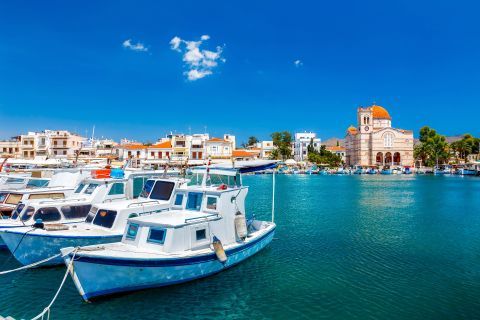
[1,1,479,144]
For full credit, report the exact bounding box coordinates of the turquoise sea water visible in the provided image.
[1,175,480,319]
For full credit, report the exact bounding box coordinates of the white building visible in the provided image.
[293,132,321,162]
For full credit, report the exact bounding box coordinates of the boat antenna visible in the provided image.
[163,155,170,178]
[272,165,276,223]
[202,157,211,188]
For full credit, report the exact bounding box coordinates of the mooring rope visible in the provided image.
[0,246,76,275]
[30,247,79,320]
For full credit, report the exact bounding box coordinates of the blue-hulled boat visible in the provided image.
[0,177,188,266]
[434,165,452,175]
[380,166,392,175]
[62,167,276,302]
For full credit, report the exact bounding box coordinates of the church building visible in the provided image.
[345,104,414,167]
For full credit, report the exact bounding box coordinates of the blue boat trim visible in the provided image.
[71,226,275,267]
[2,229,121,239]
[78,229,275,300]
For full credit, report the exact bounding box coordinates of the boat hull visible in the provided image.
[0,230,122,266]
[64,226,275,301]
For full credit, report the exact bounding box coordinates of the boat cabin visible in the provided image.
[81,177,188,233]
[0,170,91,217]
[0,174,50,190]
[10,198,93,224]
[121,168,249,253]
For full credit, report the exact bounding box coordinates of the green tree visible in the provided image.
[271,131,292,160]
[247,136,259,147]
[415,126,448,166]
[307,144,342,167]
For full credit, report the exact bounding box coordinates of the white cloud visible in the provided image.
[123,39,148,52]
[294,59,303,67]
[170,35,225,81]
[187,69,212,81]
[169,36,182,51]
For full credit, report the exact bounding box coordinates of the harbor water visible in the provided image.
[1,175,480,319]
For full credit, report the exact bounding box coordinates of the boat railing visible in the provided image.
[184,213,219,224]
[37,197,88,204]
[127,200,161,208]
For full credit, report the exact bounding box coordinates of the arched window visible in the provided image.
[385,152,392,164]
[376,152,383,164]
[393,152,401,164]
[384,133,393,147]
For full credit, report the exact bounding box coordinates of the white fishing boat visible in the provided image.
[61,167,276,302]
[0,173,50,190]
[0,170,90,218]
[0,177,188,266]
[0,169,166,249]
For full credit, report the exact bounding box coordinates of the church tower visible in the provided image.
[357,106,373,134]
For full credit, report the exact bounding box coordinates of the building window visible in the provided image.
[384,133,393,148]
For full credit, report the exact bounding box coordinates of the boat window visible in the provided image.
[85,206,98,223]
[84,184,99,195]
[33,207,61,222]
[174,194,184,206]
[26,179,49,188]
[5,178,24,184]
[20,207,35,221]
[196,229,206,241]
[108,182,124,195]
[125,223,139,240]
[139,179,155,198]
[186,192,203,211]
[74,183,86,193]
[28,193,64,200]
[134,177,150,198]
[206,197,217,211]
[149,181,175,201]
[61,205,92,219]
[5,193,22,205]
[92,209,117,228]
[11,203,25,220]
[0,192,8,203]
[147,228,166,244]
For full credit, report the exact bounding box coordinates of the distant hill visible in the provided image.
[323,137,345,147]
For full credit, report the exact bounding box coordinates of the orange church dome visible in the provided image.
[371,105,391,120]
[347,125,358,135]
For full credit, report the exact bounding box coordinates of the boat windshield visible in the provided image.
[11,203,25,220]
[74,183,86,193]
[5,193,22,205]
[139,180,155,198]
[20,207,35,222]
[83,183,99,195]
[149,181,175,201]
[85,206,98,223]
[0,192,8,203]
[26,179,49,188]
[92,209,117,228]
[5,177,25,184]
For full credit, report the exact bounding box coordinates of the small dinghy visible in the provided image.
[62,167,276,301]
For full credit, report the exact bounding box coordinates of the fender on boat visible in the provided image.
[212,236,227,263]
